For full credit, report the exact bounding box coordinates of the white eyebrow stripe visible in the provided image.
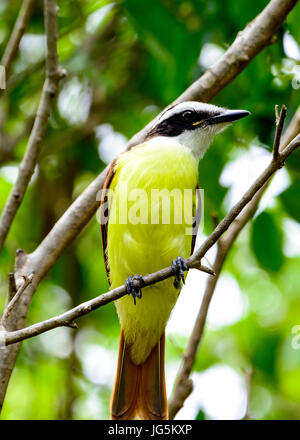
[156,101,224,125]
[158,106,194,122]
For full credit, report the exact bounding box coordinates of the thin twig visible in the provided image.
[0,0,66,252]
[275,104,280,124]
[186,262,215,276]
[168,237,229,419]
[0,0,298,413]
[186,140,294,268]
[168,108,296,419]
[8,273,17,302]
[128,0,298,148]
[2,132,300,347]
[1,275,34,330]
[273,104,287,159]
[0,0,65,412]
[0,0,36,79]
[279,105,300,150]
[7,0,296,293]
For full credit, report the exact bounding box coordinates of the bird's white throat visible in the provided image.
[174,123,228,160]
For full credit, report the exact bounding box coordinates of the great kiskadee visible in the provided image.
[100,101,249,420]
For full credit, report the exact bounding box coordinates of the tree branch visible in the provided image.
[168,235,230,419]
[167,203,261,419]
[8,273,17,302]
[0,0,65,411]
[1,274,34,330]
[1,130,299,348]
[0,0,36,161]
[0,0,66,252]
[167,107,297,419]
[128,0,298,148]
[0,0,298,413]
[0,0,36,79]
[280,105,300,149]
[273,105,287,159]
[7,0,297,291]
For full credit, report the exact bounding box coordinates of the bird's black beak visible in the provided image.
[207,109,250,125]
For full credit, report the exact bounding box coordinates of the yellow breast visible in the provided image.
[107,137,198,364]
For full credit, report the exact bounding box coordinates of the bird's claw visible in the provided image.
[125,275,144,305]
[171,257,188,289]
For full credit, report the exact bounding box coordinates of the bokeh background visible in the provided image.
[0,0,300,420]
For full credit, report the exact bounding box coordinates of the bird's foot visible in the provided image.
[125,275,145,305]
[171,257,188,289]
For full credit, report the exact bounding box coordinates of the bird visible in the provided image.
[100,101,249,420]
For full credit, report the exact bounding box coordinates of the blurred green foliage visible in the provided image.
[251,211,284,272]
[0,0,299,420]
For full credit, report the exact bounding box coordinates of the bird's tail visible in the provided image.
[110,327,168,420]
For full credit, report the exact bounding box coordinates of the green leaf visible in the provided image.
[123,0,202,101]
[196,409,206,420]
[280,181,300,223]
[251,331,282,381]
[251,211,284,272]
[287,2,300,44]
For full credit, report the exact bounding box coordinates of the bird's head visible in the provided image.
[146,101,250,159]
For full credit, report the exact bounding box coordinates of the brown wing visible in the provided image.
[191,184,202,255]
[100,159,117,286]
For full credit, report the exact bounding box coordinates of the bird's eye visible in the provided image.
[182,110,194,121]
